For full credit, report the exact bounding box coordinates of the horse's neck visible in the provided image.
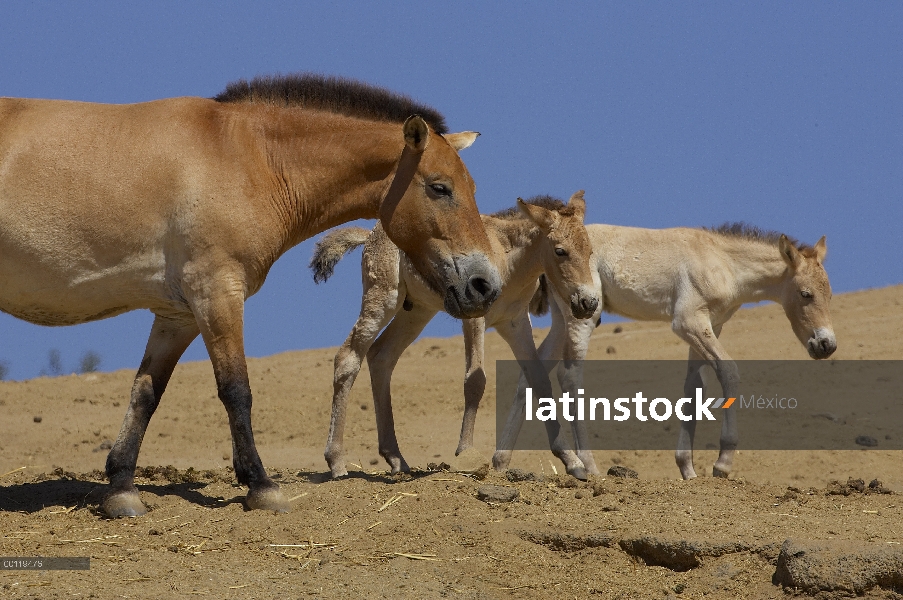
[487,218,545,286]
[722,239,789,304]
[254,109,400,249]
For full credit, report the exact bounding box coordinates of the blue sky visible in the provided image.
[1,3,900,380]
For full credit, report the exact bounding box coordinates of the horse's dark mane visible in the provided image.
[705,222,812,252]
[213,73,448,134]
[491,195,577,220]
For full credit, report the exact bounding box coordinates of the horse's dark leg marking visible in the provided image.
[104,315,199,517]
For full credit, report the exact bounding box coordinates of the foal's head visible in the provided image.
[380,116,500,319]
[517,191,600,319]
[778,235,836,359]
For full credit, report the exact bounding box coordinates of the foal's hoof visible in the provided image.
[566,465,589,481]
[245,486,290,513]
[712,466,730,478]
[103,491,147,518]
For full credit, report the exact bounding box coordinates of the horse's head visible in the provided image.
[518,191,600,320]
[379,116,500,318]
[778,235,836,359]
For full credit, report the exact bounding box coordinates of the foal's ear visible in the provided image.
[518,198,559,232]
[444,131,480,152]
[779,234,801,269]
[403,115,430,153]
[814,235,828,262]
[568,190,587,221]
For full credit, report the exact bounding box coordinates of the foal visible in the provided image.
[494,223,836,479]
[312,193,601,479]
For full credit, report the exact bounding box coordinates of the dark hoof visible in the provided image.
[246,486,290,513]
[103,491,147,518]
[567,465,589,481]
[712,466,730,478]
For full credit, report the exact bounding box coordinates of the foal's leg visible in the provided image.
[457,317,486,455]
[366,304,437,473]
[495,311,588,480]
[493,302,567,471]
[325,287,402,478]
[673,320,739,478]
[103,314,199,517]
[556,309,602,476]
[192,286,288,512]
[675,348,706,479]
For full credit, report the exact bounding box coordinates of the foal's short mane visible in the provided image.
[491,195,578,220]
[706,222,814,254]
[213,73,448,134]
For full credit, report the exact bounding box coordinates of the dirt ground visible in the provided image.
[1,284,901,599]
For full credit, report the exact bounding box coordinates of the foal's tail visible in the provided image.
[310,227,371,283]
[528,274,550,317]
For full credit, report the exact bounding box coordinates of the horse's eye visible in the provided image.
[555,247,568,257]
[429,183,451,197]
[800,290,813,299]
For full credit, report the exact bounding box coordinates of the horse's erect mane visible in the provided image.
[213,73,448,134]
[705,222,813,254]
[491,195,578,220]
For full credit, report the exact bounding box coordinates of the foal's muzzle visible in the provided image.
[807,329,837,359]
[570,289,600,320]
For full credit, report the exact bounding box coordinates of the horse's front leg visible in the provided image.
[556,307,601,476]
[496,311,588,480]
[675,349,707,479]
[192,283,288,512]
[674,320,739,478]
[366,304,437,474]
[325,286,402,478]
[457,317,486,455]
[493,300,567,471]
[103,314,199,517]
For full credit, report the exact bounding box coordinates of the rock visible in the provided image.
[607,465,638,479]
[520,530,614,552]
[618,537,751,571]
[476,485,519,503]
[856,435,879,447]
[33,416,42,423]
[613,326,623,334]
[449,447,490,478]
[606,346,617,354]
[505,468,539,482]
[773,538,903,594]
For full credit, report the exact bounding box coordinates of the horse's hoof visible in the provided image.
[567,465,588,481]
[712,466,730,478]
[491,451,512,471]
[103,491,147,518]
[330,466,349,479]
[246,486,290,513]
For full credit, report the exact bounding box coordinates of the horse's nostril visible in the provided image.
[469,276,492,298]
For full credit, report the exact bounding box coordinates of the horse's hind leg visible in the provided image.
[104,315,199,517]
[366,304,436,474]
[325,288,402,478]
[675,349,706,480]
[457,317,486,456]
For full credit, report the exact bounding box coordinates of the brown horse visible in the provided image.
[0,74,501,517]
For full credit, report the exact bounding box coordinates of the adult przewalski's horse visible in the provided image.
[494,223,836,479]
[311,193,600,480]
[0,74,501,517]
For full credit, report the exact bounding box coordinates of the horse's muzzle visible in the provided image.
[443,254,501,318]
[807,329,837,359]
[570,290,600,320]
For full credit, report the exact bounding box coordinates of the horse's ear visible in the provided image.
[568,190,586,221]
[403,115,430,153]
[444,131,479,151]
[814,235,827,262]
[518,198,559,232]
[779,234,801,269]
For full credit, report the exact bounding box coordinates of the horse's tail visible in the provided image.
[528,274,550,317]
[310,227,371,283]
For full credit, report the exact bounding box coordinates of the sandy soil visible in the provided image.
[0,284,901,599]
